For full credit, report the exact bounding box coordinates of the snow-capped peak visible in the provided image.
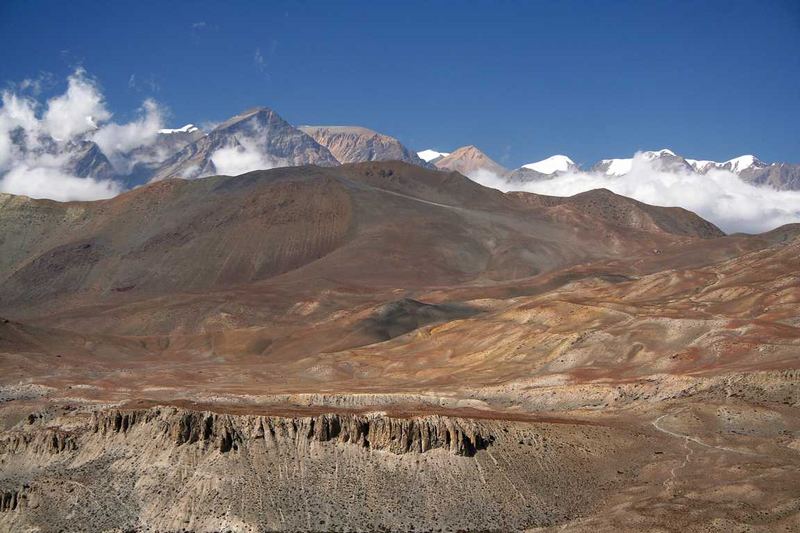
[159,124,199,134]
[521,155,575,174]
[595,149,677,176]
[598,158,633,176]
[725,155,764,173]
[417,149,450,163]
[641,148,676,159]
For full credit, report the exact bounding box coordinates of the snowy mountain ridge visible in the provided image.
[158,124,200,134]
[521,155,575,174]
[417,149,450,163]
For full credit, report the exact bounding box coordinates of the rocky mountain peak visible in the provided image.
[434,145,509,178]
[300,125,427,166]
[149,107,339,181]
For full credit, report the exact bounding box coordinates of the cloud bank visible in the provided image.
[42,70,111,140]
[210,137,275,176]
[467,153,800,234]
[0,165,122,201]
[93,99,165,173]
[0,69,165,201]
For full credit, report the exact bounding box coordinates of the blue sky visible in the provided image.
[1,0,798,167]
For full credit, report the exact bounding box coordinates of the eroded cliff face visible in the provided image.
[92,408,491,456]
[0,404,640,532]
[0,427,77,456]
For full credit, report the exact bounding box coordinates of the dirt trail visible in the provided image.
[651,412,760,456]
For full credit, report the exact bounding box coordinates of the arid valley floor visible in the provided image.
[0,162,798,531]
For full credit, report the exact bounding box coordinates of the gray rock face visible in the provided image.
[3,130,116,182]
[2,122,198,188]
[739,163,800,190]
[131,128,205,166]
[685,155,800,190]
[62,140,116,180]
[506,167,551,185]
[300,125,429,167]
[651,152,694,173]
[150,107,339,181]
[589,160,614,174]
[157,127,206,153]
[121,128,207,186]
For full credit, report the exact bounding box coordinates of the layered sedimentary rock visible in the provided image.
[92,408,490,456]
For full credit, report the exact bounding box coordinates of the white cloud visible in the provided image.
[0,93,38,171]
[464,168,510,191]
[0,164,121,201]
[467,153,800,234]
[92,99,165,172]
[0,92,39,133]
[209,137,274,176]
[42,69,111,140]
[199,120,220,131]
[0,68,174,201]
[178,164,201,179]
[0,133,9,172]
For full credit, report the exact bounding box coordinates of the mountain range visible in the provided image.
[427,145,800,190]
[5,105,798,193]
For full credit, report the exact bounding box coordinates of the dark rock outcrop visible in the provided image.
[63,140,117,180]
[0,488,23,512]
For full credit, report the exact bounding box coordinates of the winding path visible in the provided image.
[651,413,760,456]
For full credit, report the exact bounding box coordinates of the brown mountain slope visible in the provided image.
[0,162,719,325]
[509,188,724,238]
